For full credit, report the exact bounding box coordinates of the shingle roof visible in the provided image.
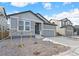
[44,23,57,26]
[36,13,50,23]
[60,18,69,22]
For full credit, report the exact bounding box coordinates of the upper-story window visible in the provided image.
[61,20,72,27]
[67,21,72,25]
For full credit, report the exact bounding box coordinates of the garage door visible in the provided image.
[42,24,56,37]
[66,30,73,36]
[42,29,56,37]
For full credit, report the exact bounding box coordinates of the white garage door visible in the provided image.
[66,30,73,36]
[43,29,56,37]
[42,24,56,37]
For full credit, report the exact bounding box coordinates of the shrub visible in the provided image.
[18,44,24,48]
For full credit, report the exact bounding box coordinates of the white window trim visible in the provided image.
[10,17,18,30]
[18,20,31,31]
[18,20,25,31]
[24,21,31,31]
[10,17,31,31]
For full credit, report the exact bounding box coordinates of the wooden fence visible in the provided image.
[0,31,9,39]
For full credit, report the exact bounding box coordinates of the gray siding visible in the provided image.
[9,12,43,37]
[10,21,35,37]
[9,12,56,37]
[10,12,43,23]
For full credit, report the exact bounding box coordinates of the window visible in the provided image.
[18,21,24,30]
[25,21,30,30]
[11,18,17,29]
[18,20,30,31]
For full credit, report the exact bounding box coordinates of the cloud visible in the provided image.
[10,2,36,7]
[53,8,79,19]
[63,2,72,5]
[63,2,74,8]
[44,15,53,20]
[43,2,52,10]
[44,8,79,25]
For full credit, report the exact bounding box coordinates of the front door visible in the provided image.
[35,23,41,34]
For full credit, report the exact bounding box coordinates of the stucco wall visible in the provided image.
[65,26,74,36]
[56,27,66,36]
[56,26,74,36]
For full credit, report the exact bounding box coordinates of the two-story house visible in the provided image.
[50,18,74,36]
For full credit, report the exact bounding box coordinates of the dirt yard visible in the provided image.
[0,38,70,56]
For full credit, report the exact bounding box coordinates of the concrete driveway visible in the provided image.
[43,36,79,56]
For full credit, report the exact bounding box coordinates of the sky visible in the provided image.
[0,2,79,25]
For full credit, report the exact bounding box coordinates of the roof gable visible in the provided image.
[36,13,50,23]
[7,10,57,26]
[7,10,46,22]
[60,18,68,21]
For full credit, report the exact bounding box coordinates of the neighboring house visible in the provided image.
[0,7,9,39]
[7,10,57,38]
[50,18,74,36]
[0,7,8,32]
[74,25,79,35]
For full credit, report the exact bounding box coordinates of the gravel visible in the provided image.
[0,38,70,56]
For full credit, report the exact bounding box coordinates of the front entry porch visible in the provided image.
[35,23,43,39]
[35,23,41,35]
